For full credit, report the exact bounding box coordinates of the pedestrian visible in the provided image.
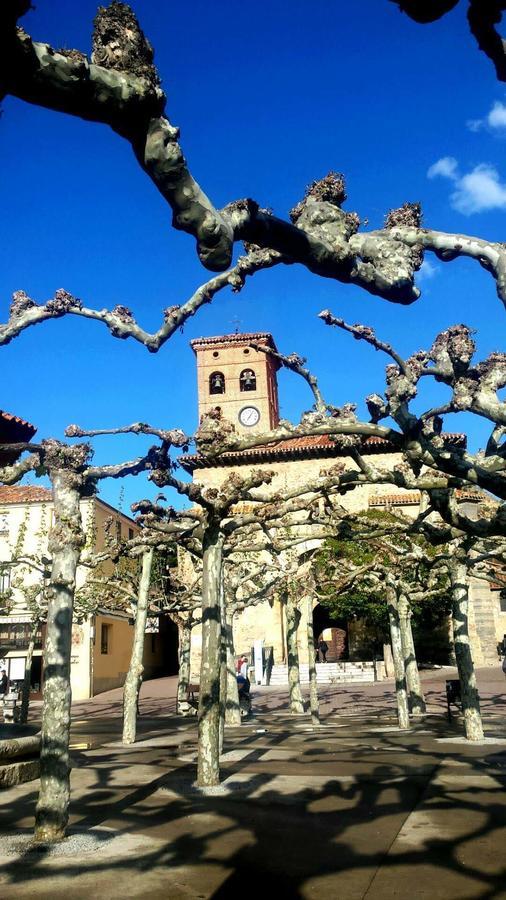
[0,669,8,696]
[239,655,249,678]
[317,638,328,663]
[502,655,506,679]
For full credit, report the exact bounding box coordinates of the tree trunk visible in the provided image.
[449,557,484,741]
[224,607,240,726]
[383,642,395,678]
[35,474,83,843]
[19,618,39,725]
[306,595,320,725]
[218,586,227,755]
[197,523,224,786]
[398,594,426,716]
[177,617,194,715]
[386,585,410,730]
[286,587,305,715]
[122,548,153,745]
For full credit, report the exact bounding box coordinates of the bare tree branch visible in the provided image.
[0,251,281,350]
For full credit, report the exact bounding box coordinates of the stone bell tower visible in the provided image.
[190,332,280,433]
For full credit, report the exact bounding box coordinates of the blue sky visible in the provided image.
[1,0,506,511]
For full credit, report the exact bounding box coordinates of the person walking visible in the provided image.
[317,638,328,663]
[0,668,8,696]
[239,655,249,678]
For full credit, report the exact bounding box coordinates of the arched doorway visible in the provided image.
[312,604,348,661]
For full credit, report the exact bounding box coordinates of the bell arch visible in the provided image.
[209,371,225,395]
[239,368,256,392]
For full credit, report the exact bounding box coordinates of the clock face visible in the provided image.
[239,406,260,427]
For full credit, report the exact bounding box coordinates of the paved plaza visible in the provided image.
[1,667,506,899]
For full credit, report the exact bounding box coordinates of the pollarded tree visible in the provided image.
[0,423,187,843]
[78,507,200,742]
[1,7,506,553]
[0,5,504,536]
[314,514,451,724]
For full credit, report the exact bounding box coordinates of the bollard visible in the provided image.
[2,692,20,724]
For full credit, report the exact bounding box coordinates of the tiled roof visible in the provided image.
[180,432,467,471]
[0,410,37,466]
[0,485,52,504]
[0,410,36,435]
[190,332,278,352]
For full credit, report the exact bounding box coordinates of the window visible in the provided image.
[115,520,122,542]
[209,371,225,395]
[240,369,256,392]
[0,511,8,535]
[128,528,134,541]
[101,623,111,654]
[500,590,506,613]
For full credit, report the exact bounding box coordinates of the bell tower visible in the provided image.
[190,332,280,433]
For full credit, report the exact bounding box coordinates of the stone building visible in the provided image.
[180,332,505,678]
[0,486,178,699]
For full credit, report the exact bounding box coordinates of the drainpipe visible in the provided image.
[89,617,95,698]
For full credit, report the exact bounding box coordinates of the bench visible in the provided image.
[186,683,200,707]
[446,679,461,722]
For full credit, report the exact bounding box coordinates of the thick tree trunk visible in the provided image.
[197,523,224,786]
[177,618,194,715]
[19,618,39,725]
[398,594,426,716]
[306,595,320,725]
[34,474,83,843]
[224,607,240,726]
[386,585,410,730]
[286,588,305,715]
[122,549,153,745]
[449,558,484,741]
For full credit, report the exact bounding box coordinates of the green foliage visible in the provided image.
[313,508,452,661]
[325,588,389,632]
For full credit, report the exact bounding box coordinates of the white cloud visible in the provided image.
[466,118,483,133]
[466,100,506,133]
[427,156,506,214]
[417,259,439,281]
[488,101,506,129]
[427,156,459,180]
[450,163,506,214]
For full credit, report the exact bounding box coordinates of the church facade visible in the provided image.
[181,332,505,677]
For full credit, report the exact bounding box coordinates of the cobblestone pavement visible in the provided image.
[1,667,504,899]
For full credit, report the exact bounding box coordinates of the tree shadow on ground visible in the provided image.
[1,712,506,899]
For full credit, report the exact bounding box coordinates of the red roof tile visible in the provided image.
[0,485,52,504]
[181,432,467,470]
[0,410,36,435]
[190,332,278,352]
[0,409,37,466]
